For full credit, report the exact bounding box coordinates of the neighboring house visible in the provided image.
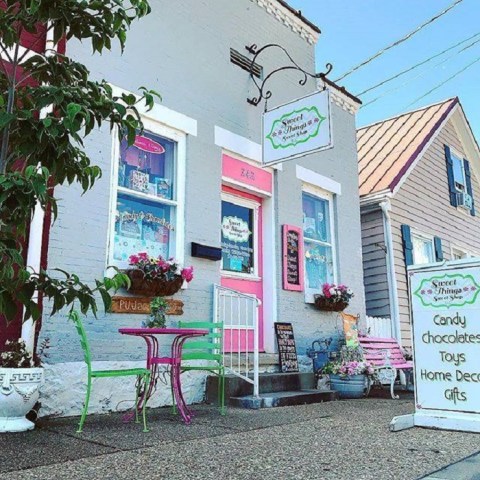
[359,97,480,346]
[37,0,366,416]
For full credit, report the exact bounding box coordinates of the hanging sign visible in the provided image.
[391,259,480,433]
[282,225,304,291]
[262,90,332,166]
[274,323,299,373]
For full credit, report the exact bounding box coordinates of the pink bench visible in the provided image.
[358,336,413,399]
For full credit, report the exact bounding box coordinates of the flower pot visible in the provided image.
[0,367,44,433]
[329,374,367,399]
[126,269,183,296]
[314,295,348,312]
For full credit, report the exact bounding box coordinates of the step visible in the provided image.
[206,372,316,404]
[230,389,338,409]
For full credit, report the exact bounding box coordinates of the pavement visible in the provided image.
[1,393,480,480]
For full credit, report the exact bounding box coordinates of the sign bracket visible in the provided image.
[245,43,333,107]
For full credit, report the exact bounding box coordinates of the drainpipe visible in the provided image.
[379,200,401,342]
[21,24,56,354]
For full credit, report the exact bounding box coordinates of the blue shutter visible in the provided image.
[434,236,443,261]
[445,145,458,207]
[401,224,414,267]
[463,159,475,216]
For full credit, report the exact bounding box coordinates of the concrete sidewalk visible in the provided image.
[421,451,480,480]
[1,395,479,480]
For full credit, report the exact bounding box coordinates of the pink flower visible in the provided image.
[129,254,140,265]
[138,252,148,261]
[181,266,194,283]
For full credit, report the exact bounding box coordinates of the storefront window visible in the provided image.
[221,200,255,274]
[111,130,177,267]
[302,192,335,295]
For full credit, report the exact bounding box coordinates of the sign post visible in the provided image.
[391,259,480,433]
[262,90,332,167]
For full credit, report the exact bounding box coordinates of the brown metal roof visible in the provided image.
[357,97,458,197]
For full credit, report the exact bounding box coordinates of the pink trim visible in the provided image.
[282,225,304,292]
[222,154,272,194]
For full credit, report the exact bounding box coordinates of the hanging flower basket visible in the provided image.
[126,269,184,297]
[314,295,349,312]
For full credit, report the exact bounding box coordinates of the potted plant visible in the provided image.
[0,340,45,433]
[320,346,373,399]
[143,297,168,328]
[314,283,354,312]
[126,252,194,296]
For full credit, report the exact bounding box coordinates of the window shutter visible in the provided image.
[463,159,475,216]
[434,236,443,261]
[445,145,458,207]
[401,224,414,267]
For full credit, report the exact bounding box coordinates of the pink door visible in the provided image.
[221,185,264,353]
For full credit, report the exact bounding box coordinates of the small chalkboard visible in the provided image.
[282,225,304,291]
[274,322,299,373]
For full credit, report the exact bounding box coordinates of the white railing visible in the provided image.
[213,284,260,398]
[366,316,393,338]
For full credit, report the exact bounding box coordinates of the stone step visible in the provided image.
[230,389,338,409]
[206,372,316,403]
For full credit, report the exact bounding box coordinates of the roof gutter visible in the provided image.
[379,199,401,342]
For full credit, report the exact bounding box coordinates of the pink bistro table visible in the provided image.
[118,327,208,424]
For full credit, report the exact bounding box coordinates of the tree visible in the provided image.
[0,0,158,335]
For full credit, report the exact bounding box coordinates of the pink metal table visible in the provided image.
[119,327,207,424]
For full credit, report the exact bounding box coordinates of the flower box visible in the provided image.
[126,269,184,297]
[314,295,348,312]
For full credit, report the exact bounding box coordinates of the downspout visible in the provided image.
[379,199,401,342]
[21,24,56,354]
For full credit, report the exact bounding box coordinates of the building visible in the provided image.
[359,97,480,346]
[38,0,365,415]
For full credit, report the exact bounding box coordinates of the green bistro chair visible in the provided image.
[70,311,151,433]
[175,321,226,415]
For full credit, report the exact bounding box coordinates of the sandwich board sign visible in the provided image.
[391,259,480,433]
[262,90,332,167]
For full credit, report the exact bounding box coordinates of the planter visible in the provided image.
[0,367,44,433]
[126,269,183,297]
[314,295,348,312]
[329,374,367,399]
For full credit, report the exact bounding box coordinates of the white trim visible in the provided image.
[106,118,186,271]
[379,200,401,341]
[391,105,457,196]
[109,84,197,136]
[250,0,320,45]
[262,182,277,353]
[450,245,479,260]
[302,186,337,303]
[215,127,262,163]
[296,165,342,195]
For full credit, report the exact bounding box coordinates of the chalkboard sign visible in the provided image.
[282,225,304,291]
[274,322,299,373]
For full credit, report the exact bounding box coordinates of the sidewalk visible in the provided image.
[1,395,479,480]
[421,452,480,480]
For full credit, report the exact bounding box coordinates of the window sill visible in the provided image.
[221,272,262,282]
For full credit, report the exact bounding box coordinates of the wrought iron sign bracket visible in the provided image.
[245,43,333,107]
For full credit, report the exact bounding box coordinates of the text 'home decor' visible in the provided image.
[274,323,299,373]
[391,259,480,433]
[262,90,332,166]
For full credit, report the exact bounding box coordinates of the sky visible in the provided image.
[287,0,479,138]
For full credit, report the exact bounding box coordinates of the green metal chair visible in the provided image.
[70,311,151,433]
[175,321,226,415]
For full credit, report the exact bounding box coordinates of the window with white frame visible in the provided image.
[451,150,466,192]
[451,247,468,260]
[109,124,182,268]
[302,189,336,301]
[412,233,435,265]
